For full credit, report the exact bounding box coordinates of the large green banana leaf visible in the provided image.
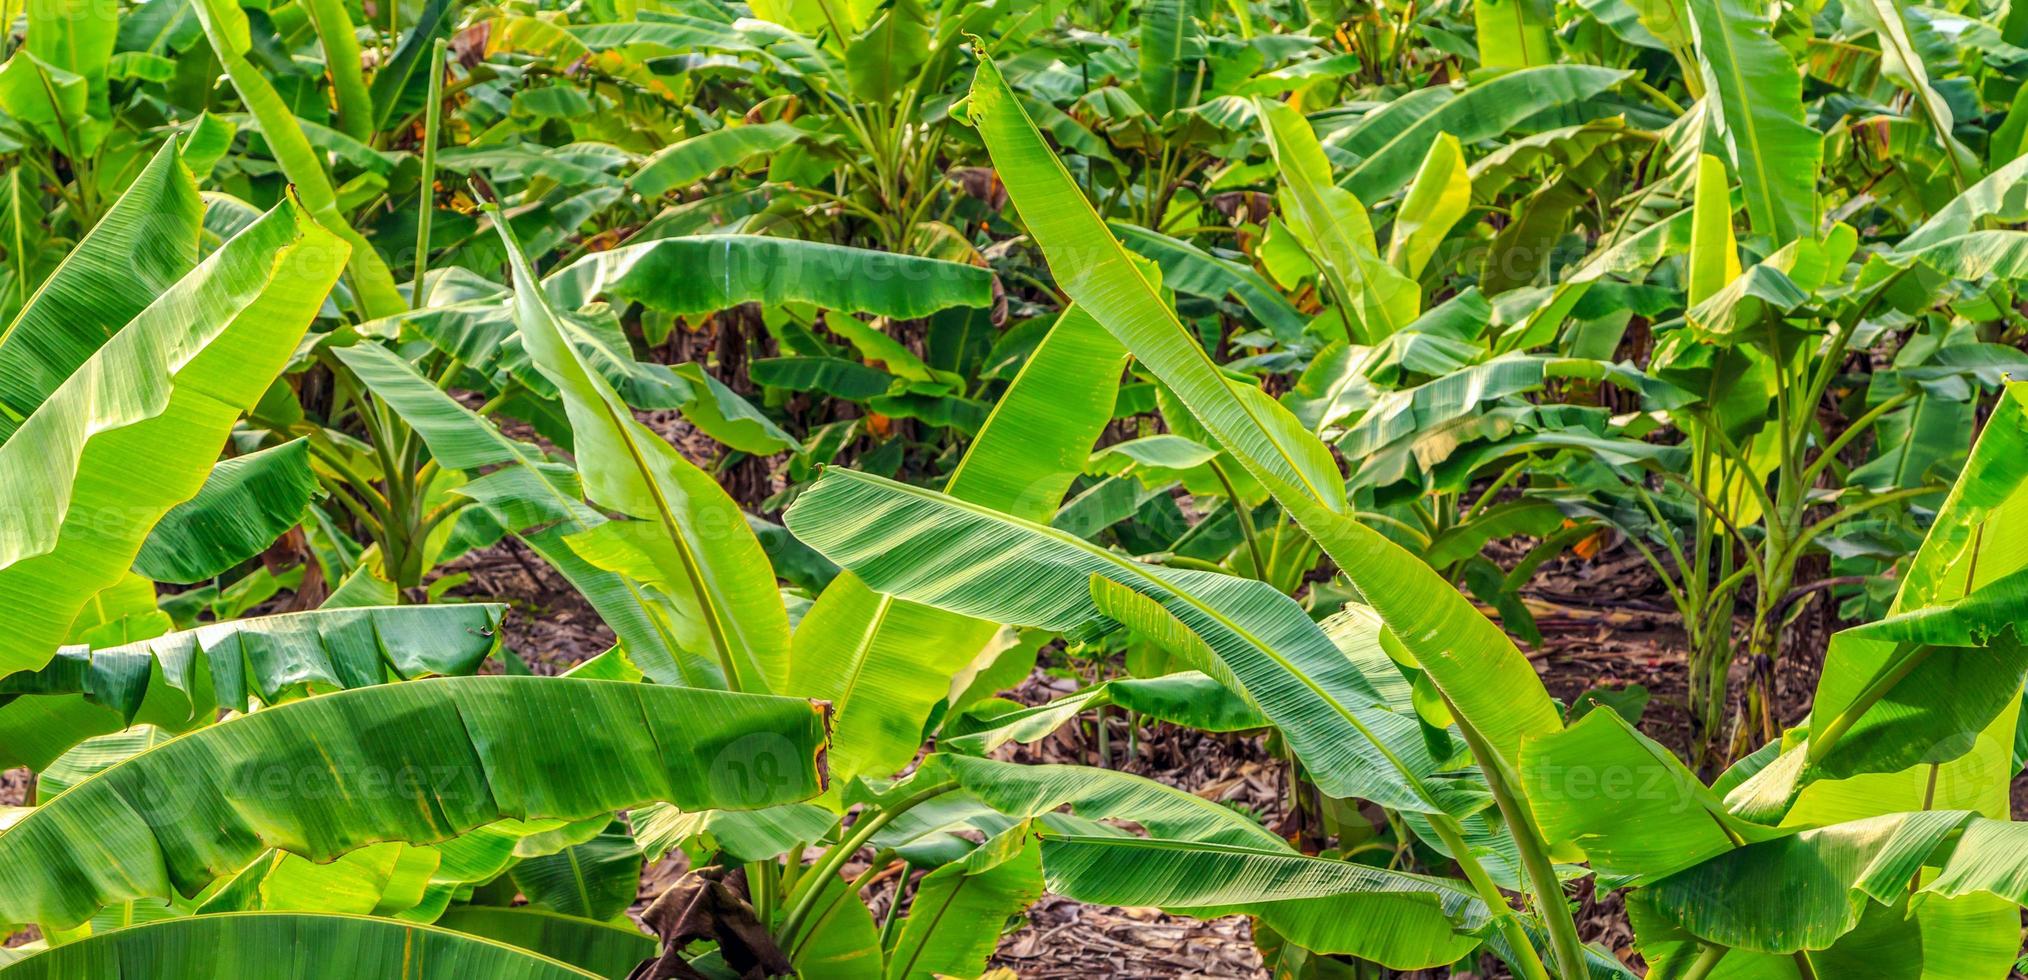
[188,0,404,318]
[1336,354,1691,462]
[785,468,1478,815]
[435,906,656,979]
[1039,835,1485,969]
[131,438,322,584]
[0,603,505,740]
[882,755,1490,970]
[200,817,584,922]
[1520,710,1778,881]
[0,913,601,977]
[1637,809,2028,953]
[493,214,791,693]
[0,196,346,679]
[509,818,642,921]
[1628,885,2017,980]
[1895,154,2028,251]
[1687,0,1821,243]
[0,676,827,929]
[544,235,994,320]
[0,143,201,446]
[788,305,1124,788]
[1332,65,1630,201]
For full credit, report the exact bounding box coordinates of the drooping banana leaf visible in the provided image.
[1038,835,1486,969]
[0,604,506,757]
[1336,354,1691,462]
[493,212,791,694]
[1334,65,1631,202]
[943,670,1267,755]
[510,818,643,922]
[784,468,1478,815]
[968,51,1563,773]
[0,913,602,977]
[629,123,803,197]
[0,676,827,930]
[544,235,994,320]
[196,818,568,922]
[132,438,321,584]
[434,906,657,980]
[1895,153,2028,251]
[910,754,1286,848]
[0,197,346,679]
[0,142,201,446]
[1643,810,1971,953]
[1520,710,1779,881]
[969,49,1580,970]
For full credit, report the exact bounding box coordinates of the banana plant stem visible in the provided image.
[410,39,448,311]
[775,780,956,949]
[1444,694,1588,980]
[1426,817,1552,980]
[1679,943,1729,980]
[1209,459,1268,578]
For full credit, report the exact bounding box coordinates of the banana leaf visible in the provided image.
[0,143,201,446]
[544,235,993,320]
[0,676,827,930]
[883,821,1041,980]
[0,196,345,678]
[132,438,321,584]
[435,906,656,979]
[494,214,791,694]
[189,0,404,318]
[788,305,1124,789]
[785,468,1479,815]
[0,913,602,977]
[1687,0,1821,243]
[943,670,1268,755]
[1038,835,1485,969]
[629,123,803,197]
[1335,65,1630,201]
